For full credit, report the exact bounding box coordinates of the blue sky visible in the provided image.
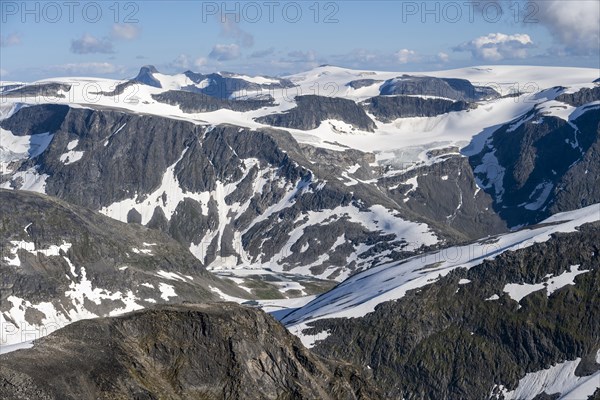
[1,0,598,81]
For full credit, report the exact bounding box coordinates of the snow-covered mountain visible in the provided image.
[1,64,599,399]
[279,205,600,399]
[1,65,598,283]
[281,203,600,334]
[0,189,252,347]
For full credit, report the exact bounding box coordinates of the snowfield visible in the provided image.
[2,65,597,160]
[1,65,599,363]
[280,203,600,329]
[493,351,600,400]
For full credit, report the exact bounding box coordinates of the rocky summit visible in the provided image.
[0,303,378,400]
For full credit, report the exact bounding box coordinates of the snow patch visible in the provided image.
[158,283,177,301]
[209,286,246,303]
[156,270,192,282]
[3,241,71,267]
[498,357,600,400]
[503,264,589,303]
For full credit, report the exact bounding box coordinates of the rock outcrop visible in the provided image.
[379,75,499,101]
[256,95,377,132]
[0,303,378,400]
[362,95,472,122]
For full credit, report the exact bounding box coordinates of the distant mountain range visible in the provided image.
[1,64,599,399]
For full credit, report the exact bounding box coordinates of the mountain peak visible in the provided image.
[133,65,162,88]
[140,65,159,74]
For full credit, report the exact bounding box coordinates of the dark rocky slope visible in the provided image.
[152,90,273,113]
[362,95,473,122]
[379,75,499,101]
[555,86,600,107]
[0,83,72,100]
[133,65,162,88]
[307,222,600,400]
[470,107,600,227]
[256,95,377,131]
[381,149,508,239]
[5,98,596,276]
[1,104,471,278]
[184,70,296,99]
[0,189,248,343]
[346,79,383,89]
[0,303,378,400]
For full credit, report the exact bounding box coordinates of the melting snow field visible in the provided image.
[0,128,54,174]
[0,239,188,349]
[281,203,600,330]
[494,350,600,400]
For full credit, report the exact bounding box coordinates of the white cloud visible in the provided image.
[71,25,139,55]
[0,33,21,47]
[454,33,533,61]
[220,14,254,48]
[167,55,209,71]
[395,49,418,64]
[170,54,191,69]
[209,44,241,61]
[0,69,8,78]
[111,24,140,40]
[535,0,599,55]
[266,51,320,73]
[473,0,598,56]
[70,34,114,54]
[330,48,451,70]
[49,62,121,75]
[194,57,208,68]
[329,49,390,69]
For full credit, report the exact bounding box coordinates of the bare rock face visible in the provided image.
[362,95,473,122]
[346,79,383,89]
[133,65,162,88]
[0,83,72,100]
[184,71,296,99]
[256,95,377,132]
[2,90,596,279]
[555,86,600,106]
[382,152,507,239]
[378,75,499,101]
[0,303,378,400]
[152,90,274,113]
[469,107,600,227]
[0,104,454,279]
